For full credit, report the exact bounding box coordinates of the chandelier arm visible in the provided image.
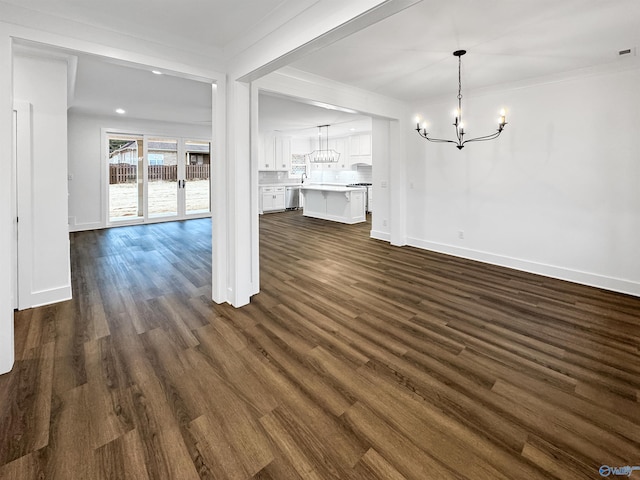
[418,132,461,145]
[427,138,460,145]
[461,130,504,145]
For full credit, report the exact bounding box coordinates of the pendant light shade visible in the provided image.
[307,125,340,163]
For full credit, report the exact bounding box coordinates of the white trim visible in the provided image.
[370,230,391,242]
[6,24,224,83]
[11,108,17,310]
[250,83,260,298]
[69,221,103,233]
[102,130,144,226]
[302,212,365,225]
[142,133,149,219]
[234,0,422,82]
[407,237,640,298]
[211,82,227,304]
[101,128,213,228]
[29,285,72,309]
[1,35,14,375]
[14,100,33,311]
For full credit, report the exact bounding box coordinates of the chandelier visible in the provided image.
[307,125,340,163]
[415,50,507,150]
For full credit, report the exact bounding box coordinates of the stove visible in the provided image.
[346,182,372,187]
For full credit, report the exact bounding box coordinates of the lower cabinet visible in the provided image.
[301,187,366,224]
[260,186,285,213]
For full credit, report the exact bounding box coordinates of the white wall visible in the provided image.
[67,111,211,231]
[0,33,14,374]
[14,53,72,307]
[407,66,640,296]
[371,118,391,241]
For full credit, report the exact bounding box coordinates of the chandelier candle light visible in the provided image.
[415,50,507,150]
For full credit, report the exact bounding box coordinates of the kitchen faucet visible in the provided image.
[301,172,308,184]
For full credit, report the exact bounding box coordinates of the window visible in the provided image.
[148,153,164,166]
[290,153,307,177]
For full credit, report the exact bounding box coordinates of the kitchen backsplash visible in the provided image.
[259,165,372,185]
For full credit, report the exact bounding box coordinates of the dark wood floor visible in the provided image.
[1,211,639,479]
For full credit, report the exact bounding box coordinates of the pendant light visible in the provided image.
[307,125,340,163]
[415,50,508,150]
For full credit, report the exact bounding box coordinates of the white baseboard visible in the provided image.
[69,221,103,232]
[406,237,640,298]
[370,229,391,242]
[24,285,73,309]
[0,357,14,375]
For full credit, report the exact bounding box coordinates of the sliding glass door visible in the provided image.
[148,137,179,218]
[107,132,210,225]
[108,134,144,222]
[184,140,211,215]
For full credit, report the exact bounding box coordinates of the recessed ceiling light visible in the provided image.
[115,108,126,114]
[151,70,162,75]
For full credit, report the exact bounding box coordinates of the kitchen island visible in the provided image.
[300,185,366,224]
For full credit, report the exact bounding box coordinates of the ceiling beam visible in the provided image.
[233,0,422,82]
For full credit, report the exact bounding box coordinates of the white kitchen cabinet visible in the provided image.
[349,133,372,166]
[275,136,291,171]
[259,134,291,171]
[259,134,273,170]
[332,138,347,169]
[300,185,366,224]
[260,186,285,213]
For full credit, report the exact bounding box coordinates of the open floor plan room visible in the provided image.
[1,212,639,479]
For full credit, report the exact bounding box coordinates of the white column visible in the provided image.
[211,81,228,304]
[223,79,256,307]
[389,119,407,246]
[0,31,15,374]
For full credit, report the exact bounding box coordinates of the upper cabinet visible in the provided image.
[349,133,372,166]
[259,131,371,172]
[259,133,292,171]
[330,138,347,169]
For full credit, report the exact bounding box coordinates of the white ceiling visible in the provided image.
[11,0,640,129]
[289,0,640,102]
[69,53,212,125]
[259,93,371,136]
[1,0,319,59]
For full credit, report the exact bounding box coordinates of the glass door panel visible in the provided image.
[148,137,178,218]
[184,140,211,215]
[108,134,144,222]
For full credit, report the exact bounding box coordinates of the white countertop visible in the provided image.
[259,183,303,188]
[300,184,366,193]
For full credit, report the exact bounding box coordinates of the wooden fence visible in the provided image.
[148,165,178,181]
[185,164,209,180]
[109,164,137,184]
[109,164,210,184]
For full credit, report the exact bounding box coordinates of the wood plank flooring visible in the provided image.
[1,211,639,479]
